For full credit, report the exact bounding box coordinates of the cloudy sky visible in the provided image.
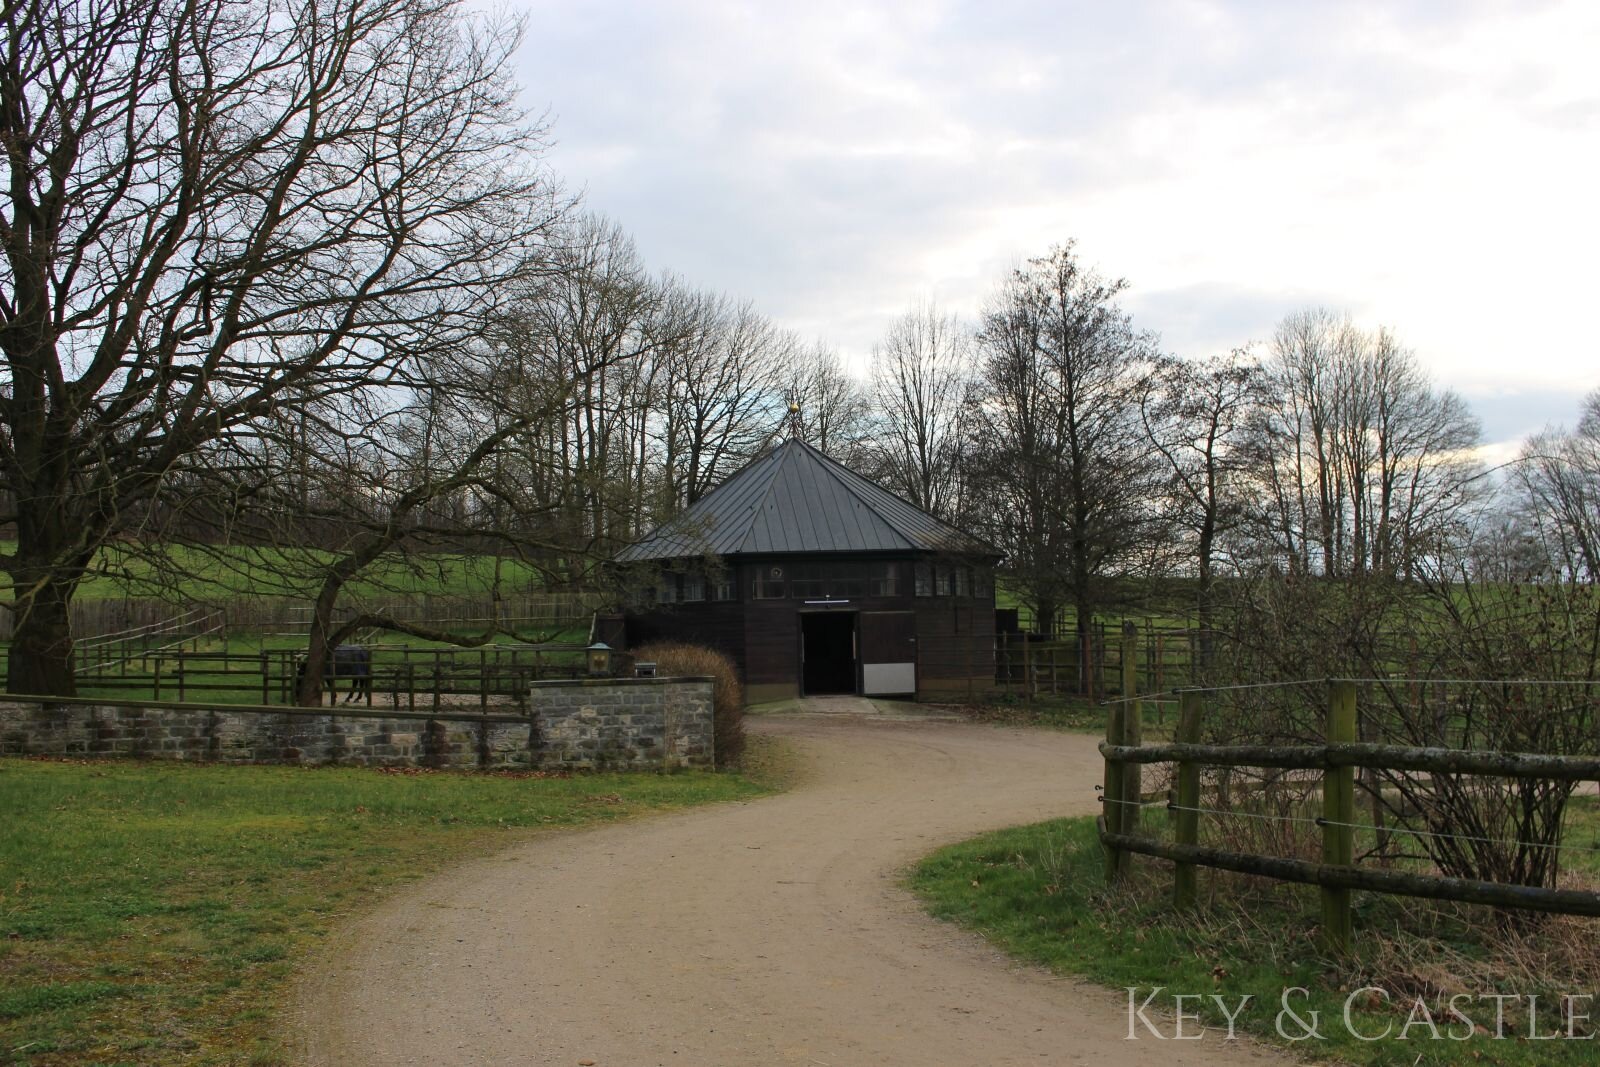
[513,0,1598,454]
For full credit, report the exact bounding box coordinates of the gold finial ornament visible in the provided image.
[787,402,804,441]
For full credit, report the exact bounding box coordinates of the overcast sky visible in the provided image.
[513,0,1599,454]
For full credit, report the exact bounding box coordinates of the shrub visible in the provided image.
[632,641,746,769]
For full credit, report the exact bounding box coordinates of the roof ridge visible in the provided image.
[733,441,793,553]
[614,437,1000,562]
[796,439,975,547]
[792,440,911,549]
[790,439,917,551]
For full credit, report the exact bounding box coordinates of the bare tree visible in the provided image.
[971,242,1161,673]
[870,301,972,521]
[656,294,789,509]
[1138,349,1264,644]
[781,342,874,466]
[1244,310,1482,580]
[507,216,670,566]
[0,0,564,694]
[1513,389,1600,582]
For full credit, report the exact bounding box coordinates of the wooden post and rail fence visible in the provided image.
[997,620,1216,707]
[58,643,594,707]
[1098,622,1600,953]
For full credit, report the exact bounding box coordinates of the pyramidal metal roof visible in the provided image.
[616,439,994,561]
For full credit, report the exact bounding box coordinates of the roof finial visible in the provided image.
[787,401,805,442]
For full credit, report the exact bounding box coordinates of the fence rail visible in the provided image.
[995,623,1217,702]
[1,590,604,643]
[67,643,594,707]
[1096,622,1600,950]
[73,610,227,675]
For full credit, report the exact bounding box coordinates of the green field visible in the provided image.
[0,542,550,604]
[0,756,772,1064]
[912,802,1600,1066]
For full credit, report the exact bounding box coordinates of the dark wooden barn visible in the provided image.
[616,439,998,704]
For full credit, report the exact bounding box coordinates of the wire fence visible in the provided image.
[1095,624,1600,945]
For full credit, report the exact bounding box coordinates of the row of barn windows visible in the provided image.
[651,561,991,604]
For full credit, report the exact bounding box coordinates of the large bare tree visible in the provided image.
[1513,389,1600,583]
[0,0,563,693]
[1138,349,1264,644]
[870,301,972,521]
[971,242,1161,667]
[1244,310,1482,581]
[781,342,873,467]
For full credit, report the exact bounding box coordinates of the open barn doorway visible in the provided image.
[801,612,858,694]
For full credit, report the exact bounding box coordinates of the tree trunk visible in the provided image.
[297,580,345,706]
[1076,603,1095,698]
[295,635,331,708]
[1196,524,1216,671]
[6,572,80,696]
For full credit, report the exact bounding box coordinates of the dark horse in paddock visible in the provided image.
[296,644,373,704]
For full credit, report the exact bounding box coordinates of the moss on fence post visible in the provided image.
[1173,689,1203,910]
[1321,680,1358,954]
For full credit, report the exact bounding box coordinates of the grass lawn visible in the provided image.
[911,800,1600,1066]
[0,754,775,1064]
[962,691,1175,736]
[61,544,549,603]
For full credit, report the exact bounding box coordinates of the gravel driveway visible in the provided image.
[296,710,1288,1066]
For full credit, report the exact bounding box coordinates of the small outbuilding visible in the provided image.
[615,438,998,703]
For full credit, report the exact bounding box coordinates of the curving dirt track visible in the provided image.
[297,711,1288,1066]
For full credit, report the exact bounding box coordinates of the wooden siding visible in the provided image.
[912,595,995,700]
[624,554,995,703]
[625,601,747,673]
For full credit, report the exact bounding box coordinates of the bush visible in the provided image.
[632,642,746,769]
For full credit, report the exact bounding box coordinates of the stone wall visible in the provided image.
[0,677,714,771]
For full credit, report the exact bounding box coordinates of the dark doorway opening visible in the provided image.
[801,612,857,695]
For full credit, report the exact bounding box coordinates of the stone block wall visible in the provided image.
[0,677,714,771]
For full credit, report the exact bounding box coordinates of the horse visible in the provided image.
[296,644,372,704]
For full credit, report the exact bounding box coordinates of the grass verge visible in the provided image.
[910,804,1600,1067]
[0,753,775,1064]
[960,692,1172,735]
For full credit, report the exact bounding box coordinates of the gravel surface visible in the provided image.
[295,712,1289,1066]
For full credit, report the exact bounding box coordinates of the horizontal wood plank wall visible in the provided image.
[744,598,801,703]
[914,598,995,699]
[626,556,996,704]
[627,602,748,673]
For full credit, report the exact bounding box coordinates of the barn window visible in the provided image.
[710,573,736,601]
[871,563,899,597]
[914,562,932,597]
[935,566,953,597]
[954,567,969,598]
[681,573,705,602]
[753,566,786,599]
[783,562,898,599]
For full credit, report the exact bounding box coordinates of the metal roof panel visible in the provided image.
[614,439,995,561]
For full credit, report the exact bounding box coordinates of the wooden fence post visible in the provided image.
[1119,621,1142,865]
[1322,680,1358,953]
[1001,631,1011,697]
[1103,696,1125,882]
[1023,631,1032,710]
[1173,689,1202,910]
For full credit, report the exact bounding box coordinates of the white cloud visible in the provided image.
[514,0,1600,435]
